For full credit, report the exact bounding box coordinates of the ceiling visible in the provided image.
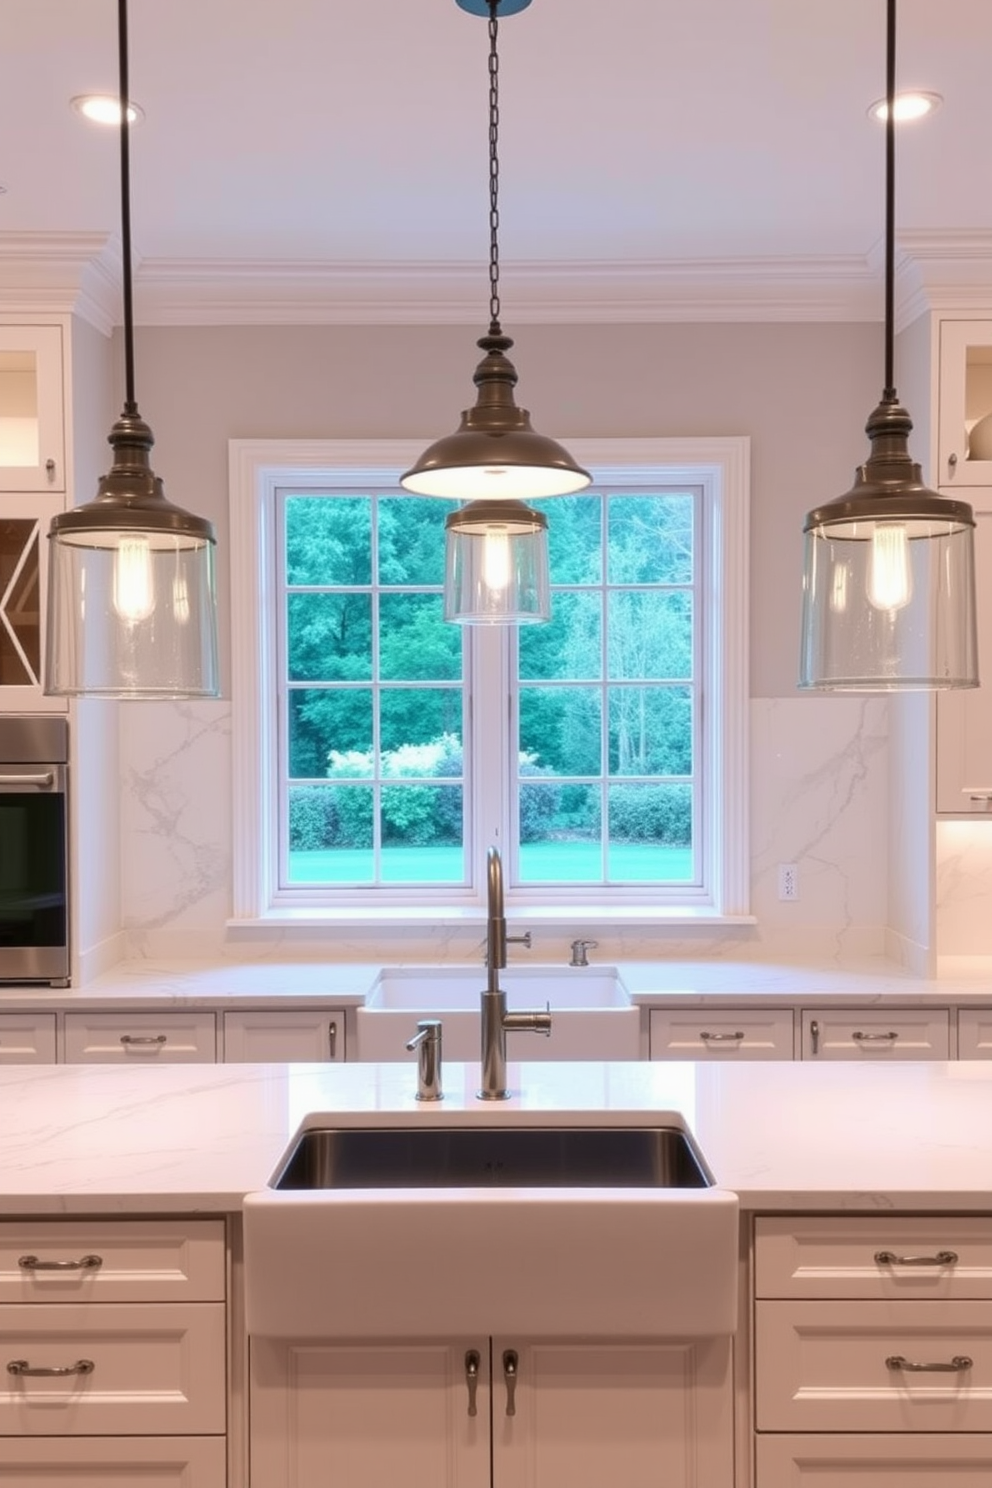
[4,0,992,327]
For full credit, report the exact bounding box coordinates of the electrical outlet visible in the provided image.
[778,863,799,901]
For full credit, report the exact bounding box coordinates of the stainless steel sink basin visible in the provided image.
[272,1124,713,1191]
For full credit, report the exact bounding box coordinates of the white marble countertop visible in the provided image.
[2,955,991,1008]
[1,1058,989,1217]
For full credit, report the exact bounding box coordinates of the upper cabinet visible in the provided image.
[0,323,66,493]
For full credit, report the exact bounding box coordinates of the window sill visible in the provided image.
[227,907,758,934]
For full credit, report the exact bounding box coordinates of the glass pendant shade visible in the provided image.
[46,413,219,698]
[444,499,550,624]
[800,399,977,690]
[401,332,591,500]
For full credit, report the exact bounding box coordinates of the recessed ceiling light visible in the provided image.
[71,94,145,127]
[868,90,942,123]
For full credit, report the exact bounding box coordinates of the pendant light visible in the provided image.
[45,0,219,699]
[799,0,977,691]
[401,0,589,625]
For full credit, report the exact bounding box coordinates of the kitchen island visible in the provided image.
[0,1059,989,1488]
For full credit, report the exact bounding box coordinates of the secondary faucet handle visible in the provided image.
[406,1020,443,1102]
[569,938,598,967]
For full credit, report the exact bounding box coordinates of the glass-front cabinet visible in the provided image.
[0,324,65,493]
[937,318,992,488]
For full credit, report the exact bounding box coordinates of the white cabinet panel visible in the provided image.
[0,1218,226,1304]
[650,1007,794,1060]
[958,1008,992,1058]
[0,1011,56,1063]
[800,1007,950,1060]
[63,1011,217,1063]
[0,1436,227,1486]
[223,1007,345,1062]
[756,1432,992,1487]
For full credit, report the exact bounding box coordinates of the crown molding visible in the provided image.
[894,230,992,329]
[0,232,119,334]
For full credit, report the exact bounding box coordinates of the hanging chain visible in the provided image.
[487,1,501,333]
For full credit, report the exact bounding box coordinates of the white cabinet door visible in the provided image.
[492,1335,734,1488]
[63,1011,217,1063]
[0,1436,227,1487]
[249,1337,489,1488]
[800,1007,950,1059]
[0,323,65,492]
[938,319,992,487]
[650,1007,794,1060]
[0,1011,56,1063]
[756,1432,992,1487]
[222,1008,345,1062]
[958,1008,992,1058]
[936,507,992,814]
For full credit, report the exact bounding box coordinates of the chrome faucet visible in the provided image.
[569,938,598,967]
[479,846,551,1100]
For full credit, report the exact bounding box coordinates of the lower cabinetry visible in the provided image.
[250,1333,734,1488]
[63,1011,217,1063]
[800,1007,950,1060]
[222,1008,345,1061]
[0,1011,56,1062]
[650,1008,794,1059]
[753,1215,992,1486]
[0,1218,227,1486]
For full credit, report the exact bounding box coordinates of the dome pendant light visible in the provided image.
[799,0,977,691]
[401,0,588,624]
[45,0,219,699]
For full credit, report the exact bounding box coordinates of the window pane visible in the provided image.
[519,686,601,776]
[607,493,694,584]
[285,495,371,585]
[289,688,372,777]
[518,784,602,883]
[608,685,692,776]
[518,591,601,681]
[380,690,463,758]
[608,590,692,680]
[377,496,447,586]
[379,594,460,681]
[607,784,693,882]
[288,784,374,883]
[536,493,603,583]
[381,786,464,882]
[287,593,372,682]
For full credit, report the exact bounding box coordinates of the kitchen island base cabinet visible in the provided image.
[756,1433,992,1486]
[0,1436,227,1486]
[249,1334,734,1488]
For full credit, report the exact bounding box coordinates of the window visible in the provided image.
[230,438,750,925]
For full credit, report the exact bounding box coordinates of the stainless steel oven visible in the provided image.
[0,716,69,986]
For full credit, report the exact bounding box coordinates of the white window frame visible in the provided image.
[228,437,751,928]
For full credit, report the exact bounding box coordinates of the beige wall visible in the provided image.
[128,319,882,699]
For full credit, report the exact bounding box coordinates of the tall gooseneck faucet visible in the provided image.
[479,846,551,1100]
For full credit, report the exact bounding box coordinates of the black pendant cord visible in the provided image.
[117,0,138,417]
[487,0,501,336]
[883,0,896,403]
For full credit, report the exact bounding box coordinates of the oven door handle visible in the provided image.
[0,773,56,790]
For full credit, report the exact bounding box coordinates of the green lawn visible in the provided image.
[288,841,693,885]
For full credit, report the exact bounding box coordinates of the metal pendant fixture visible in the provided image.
[799,0,977,691]
[401,0,589,624]
[45,0,219,699]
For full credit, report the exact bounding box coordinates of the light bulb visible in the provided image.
[867,523,913,611]
[482,528,512,592]
[113,536,155,622]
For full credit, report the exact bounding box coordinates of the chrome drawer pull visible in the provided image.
[886,1354,973,1373]
[7,1358,95,1377]
[699,1030,745,1042]
[464,1349,480,1417]
[119,1034,168,1046]
[0,772,54,789]
[852,1030,899,1042]
[875,1250,959,1267]
[503,1349,518,1416]
[328,1020,338,1060]
[18,1254,103,1272]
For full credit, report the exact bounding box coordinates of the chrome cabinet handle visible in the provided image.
[19,1254,103,1272]
[948,451,958,470]
[886,1354,972,1373]
[8,1358,94,1377]
[464,1350,480,1417]
[503,1349,518,1416]
[0,772,54,789]
[46,458,57,483]
[810,1019,819,1055]
[965,790,992,801]
[119,1034,167,1046]
[699,1030,745,1042]
[875,1249,959,1268]
[328,1020,338,1060]
[852,1030,898,1042]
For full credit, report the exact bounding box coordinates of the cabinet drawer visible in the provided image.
[649,1007,793,1060]
[0,1436,227,1485]
[223,1008,345,1062]
[755,1216,992,1300]
[800,1007,950,1059]
[959,1008,992,1058]
[0,1219,226,1304]
[63,1011,216,1063]
[0,1301,226,1435]
[755,1299,992,1432]
[0,1011,56,1063]
[756,1433,992,1486]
